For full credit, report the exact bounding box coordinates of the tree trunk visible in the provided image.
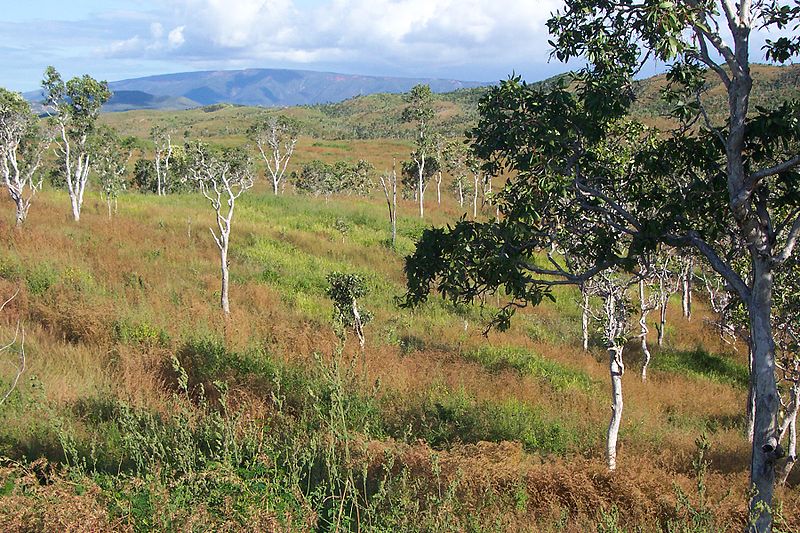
[13,195,25,227]
[458,180,464,207]
[607,344,624,471]
[682,259,692,320]
[581,287,589,352]
[418,155,425,219]
[473,174,479,218]
[220,243,230,315]
[658,298,667,347]
[778,385,799,486]
[748,344,756,443]
[436,172,442,205]
[748,257,780,531]
[273,177,279,195]
[639,280,652,382]
[70,195,81,222]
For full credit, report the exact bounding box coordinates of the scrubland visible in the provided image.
[0,184,795,532]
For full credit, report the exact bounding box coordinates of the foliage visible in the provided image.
[293,159,374,197]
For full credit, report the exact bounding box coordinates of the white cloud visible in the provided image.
[168,26,185,47]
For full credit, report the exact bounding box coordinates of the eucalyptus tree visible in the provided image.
[151,125,172,196]
[402,3,800,526]
[0,88,48,226]
[652,249,681,347]
[443,139,472,209]
[401,84,435,218]
[326,272,372,350]
[41,67,110,222]
[187,142,254,316]
[92,126,133,218]
[249,115,298,195]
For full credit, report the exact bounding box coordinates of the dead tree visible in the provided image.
[151,126,173,196]
[0,89,47,226]
[378,161,398,248]
[249,116,298,195]
[188,142,254,316]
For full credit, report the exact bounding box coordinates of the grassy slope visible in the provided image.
[0,187,796,531]
[1,64,799,531]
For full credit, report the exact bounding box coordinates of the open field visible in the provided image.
[0,185,797,531]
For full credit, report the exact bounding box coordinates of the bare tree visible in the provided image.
[0,89,48,226]
[41,67,110,222]
[151,126,172,196]
[249,116,298,195]
[188,142,254,316]
[379,161,398,248]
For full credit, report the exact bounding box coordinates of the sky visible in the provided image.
[0,0,791,92]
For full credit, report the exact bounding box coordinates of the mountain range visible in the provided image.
[27,68,490,112]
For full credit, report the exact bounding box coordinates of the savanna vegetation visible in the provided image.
[1,2,800,532]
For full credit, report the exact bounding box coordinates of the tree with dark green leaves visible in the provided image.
[0,88,49,226]
[41,66,111,222]
[402,84,435,218]
[326,272,372,349]
[403,3,800,528]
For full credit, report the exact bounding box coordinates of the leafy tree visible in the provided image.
[0,88,48,225]
[400,154,439,201]
[326,272,372,349]
[91,126,133,218]
[41,66,111,221]
[403,3,800,527]
[402,84,435,218]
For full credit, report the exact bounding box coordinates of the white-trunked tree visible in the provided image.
[188,141,254,316]
[0,88,48,226]
[249,115,298,195]
[41,67,110,222]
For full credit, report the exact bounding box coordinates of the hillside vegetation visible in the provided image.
[0,63,799,532]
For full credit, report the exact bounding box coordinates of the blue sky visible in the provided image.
[0,1,789,92]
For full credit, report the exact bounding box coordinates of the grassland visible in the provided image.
[0,64,799,531]
[0,184,796,532]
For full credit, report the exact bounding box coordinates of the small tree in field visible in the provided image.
[92,126,133,218]
[402,84,435,218]
[188,142,254,316]
[378,162,398,248]
[326,272,372,350]
[151,125,172,196]
[249,115,298,195]
[0,88,48,226]
[42,66,110,222]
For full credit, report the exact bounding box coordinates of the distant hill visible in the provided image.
[18,68,488,112]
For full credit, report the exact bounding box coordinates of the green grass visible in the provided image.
[651,346,749,388]
[465,346,597,393]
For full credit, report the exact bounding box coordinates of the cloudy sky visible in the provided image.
[0,0,787,91]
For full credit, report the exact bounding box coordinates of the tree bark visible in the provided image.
[607,344,624,471]
[778,384,799,485]
[639,280,652,382]
[682,258,692,320]
[748,256,780,530]
[581,286,590,352]
[220,242,230,316]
